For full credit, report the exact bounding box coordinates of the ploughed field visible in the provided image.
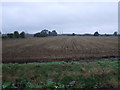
[2,36,118,63]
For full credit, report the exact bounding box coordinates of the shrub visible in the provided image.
[20,32,25,38]
[14,31,19,38]
[94,31,99,36]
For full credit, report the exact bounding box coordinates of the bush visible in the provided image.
[94,31,99,36]
[2,35,8,39]
[14,31,20,38]
[20,32,25,38]
[34,33,48,37]
[7,33,14,38]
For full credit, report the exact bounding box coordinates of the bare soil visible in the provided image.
[2,36,119,63]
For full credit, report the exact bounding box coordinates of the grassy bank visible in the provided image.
[2,60,120,89]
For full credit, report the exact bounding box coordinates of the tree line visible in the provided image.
[93,31,118,36]
[2,31,25,39]
[1,30,118,39]
[62,31,118,36]
[1,29,58,39]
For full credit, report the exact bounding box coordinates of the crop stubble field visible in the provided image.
[2,36,118,63]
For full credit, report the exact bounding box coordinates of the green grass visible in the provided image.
[2,60,120,89]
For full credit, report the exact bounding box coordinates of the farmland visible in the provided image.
[2,36,119,89]
[2,36,118,63]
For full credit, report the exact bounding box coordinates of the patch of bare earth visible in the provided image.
[2,36,119,63]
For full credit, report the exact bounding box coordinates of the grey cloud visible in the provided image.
[2,2,118,34]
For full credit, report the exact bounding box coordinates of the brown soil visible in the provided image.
[2,36,119,63]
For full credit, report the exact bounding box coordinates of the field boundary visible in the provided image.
[2,56,120,63]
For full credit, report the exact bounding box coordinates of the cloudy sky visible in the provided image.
[2,2,118,34]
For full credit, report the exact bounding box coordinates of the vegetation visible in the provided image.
[7,33,14,38]
[94,31,99,36]
[34,29,57,37]
[2,31,25,39]
[2,60,119,89]
[49,30,57,36]
[113,31,118,36]
[1,31,119,39]
[14,31,20,38]
[34,32,48,37]
[20,32,25,38]
[72,33,75,36]
[1,31,119,89]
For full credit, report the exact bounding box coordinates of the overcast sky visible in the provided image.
[2,2,118,34]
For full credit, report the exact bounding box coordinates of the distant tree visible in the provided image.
[2,35,8,39]
[41,29,49,34]
[34,30,58,37]
[72,33,75,36]
[14,31,19,38]
[34,32,48,37]
[94,31,99,36]
[20,31,25,38]
[40,33,48,37]
[7,33,14,38]
[48,31,52,36]
[51,30,57,36]
[41,29,49,37]
[34,32,41,37]
[0,32,1,38]
[113,31,117,36]
[48,30,57,36]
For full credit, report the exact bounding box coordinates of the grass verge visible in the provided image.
[2,59,120,89]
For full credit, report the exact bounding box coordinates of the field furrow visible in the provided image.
[2,36,119,63]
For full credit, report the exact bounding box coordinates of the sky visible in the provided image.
[1,2,118,34]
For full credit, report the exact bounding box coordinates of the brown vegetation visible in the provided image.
[2,36,118,63]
